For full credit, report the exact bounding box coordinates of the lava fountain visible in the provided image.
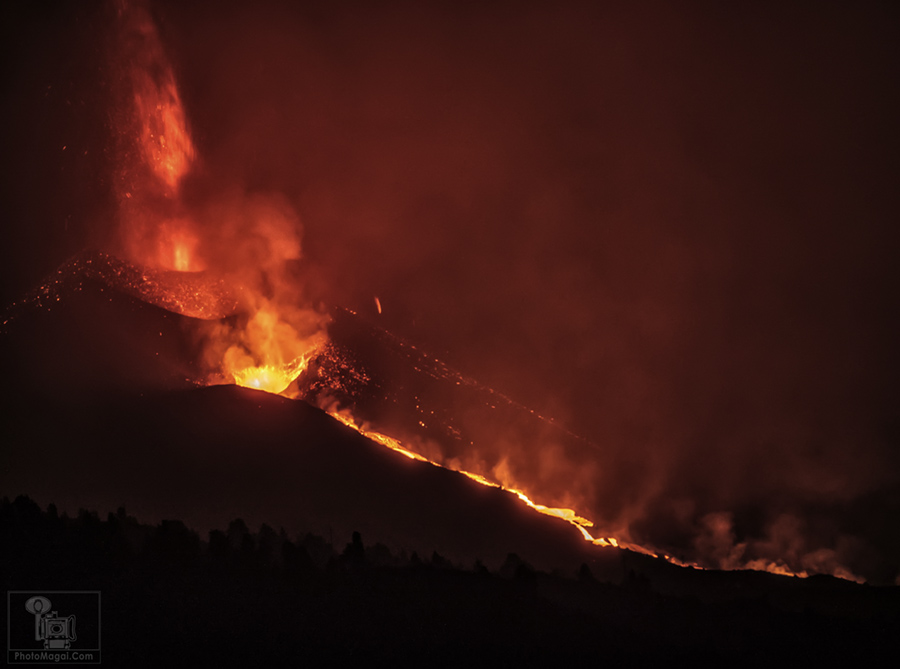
[110,0,326,395]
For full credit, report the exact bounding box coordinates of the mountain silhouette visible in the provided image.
[0,257,615,576]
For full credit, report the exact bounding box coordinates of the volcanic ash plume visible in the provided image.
[108,0,327,395]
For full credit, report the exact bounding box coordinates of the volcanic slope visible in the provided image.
[2,253,898,646]
[0,258,618,576]
[299,308,613,533]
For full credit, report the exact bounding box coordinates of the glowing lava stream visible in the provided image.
[326,409,635,552]
[223,348,839,579]
[222,354,838,579]
[321,412,833,577]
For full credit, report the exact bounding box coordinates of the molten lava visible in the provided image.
[151,222,204,272]
[327,409,627,551]
[118,0,195,196]
[115,0,200,276]
[217,302,326,395]
[230,355,320,396]
[133,77,195,190]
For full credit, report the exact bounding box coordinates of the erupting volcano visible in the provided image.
[2,0,899,643]
[106,0,328,398]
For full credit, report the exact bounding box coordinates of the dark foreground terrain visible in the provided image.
[2,496,897,666]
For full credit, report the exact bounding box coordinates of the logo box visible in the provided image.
[7,591,100,665]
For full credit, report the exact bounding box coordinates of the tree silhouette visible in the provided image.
[341,530,366,568]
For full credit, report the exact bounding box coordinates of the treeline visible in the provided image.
[1,495,598,665]
[0,495,542,582]
[2,495,897,666]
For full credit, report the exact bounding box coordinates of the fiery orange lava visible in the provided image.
[323,407,845,577]
[231,355,318,396]
[218,302,326,395]
[154,223,203,272]
[116,0,200,275]
[122,0,195,194]
[133,78,195,190]
[327,409,626,550]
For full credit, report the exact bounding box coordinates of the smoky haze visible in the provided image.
[2,1,899,580]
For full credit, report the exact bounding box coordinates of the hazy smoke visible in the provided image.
[165,0,900,581]
[3,1,897,581]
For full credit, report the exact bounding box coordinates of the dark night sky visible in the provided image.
[1,0,899,579]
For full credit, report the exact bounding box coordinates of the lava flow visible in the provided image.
[317,372,832,576]
[326,409,685,560]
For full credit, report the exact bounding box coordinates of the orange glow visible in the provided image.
[232,360,311,395]
[327,408,625,551]
[329,410,431,462]
[116,0,195,195]
[133,78,195,191]
[153,223,203,272]
[746,561,807,579]
[321,408,845,579]
[219,302,326,396]
[122,1,195,195]
[114,3,328,404]
[173,239,192,272]
[233,361,305,395]
[115,0,200,276]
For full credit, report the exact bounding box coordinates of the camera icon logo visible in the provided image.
[24,596,76,650]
